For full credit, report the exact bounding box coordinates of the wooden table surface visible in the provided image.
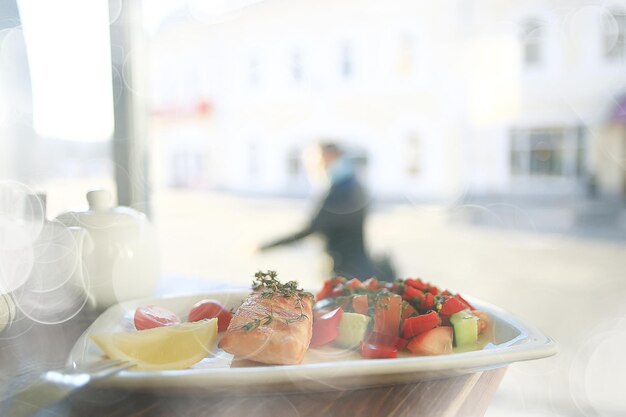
[0,282,507,417]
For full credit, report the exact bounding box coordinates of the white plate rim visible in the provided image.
[68,290,557,389]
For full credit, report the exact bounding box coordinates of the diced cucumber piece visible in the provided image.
[334,312,371,349]
[450,309,478,347]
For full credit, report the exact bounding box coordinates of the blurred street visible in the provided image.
[155,190,626,417]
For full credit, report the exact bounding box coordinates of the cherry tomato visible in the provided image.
[188,299,232,332]
[310,307,344,348]
[134,305,180,330]
[360,343,398,359]
[402,311,440,339]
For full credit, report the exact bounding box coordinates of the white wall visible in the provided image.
[148,0,626,199]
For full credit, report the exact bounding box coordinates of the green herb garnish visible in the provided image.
[241,270,312,331]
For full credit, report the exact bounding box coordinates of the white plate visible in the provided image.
[68,290,557,394]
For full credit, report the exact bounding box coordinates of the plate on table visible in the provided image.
[68,290,557,394]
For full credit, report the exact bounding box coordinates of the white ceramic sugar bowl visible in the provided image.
[56,190,160,310]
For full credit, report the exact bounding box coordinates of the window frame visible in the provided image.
[509,127,586,183]
[520,17,545,68]
[603,9,626,62]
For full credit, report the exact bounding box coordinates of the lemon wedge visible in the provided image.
[91,319,218,371]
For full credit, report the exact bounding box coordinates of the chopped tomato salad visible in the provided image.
[129,274,490,366]
[311,277,489,358]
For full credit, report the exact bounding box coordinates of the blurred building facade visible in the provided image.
[147,0,626,202]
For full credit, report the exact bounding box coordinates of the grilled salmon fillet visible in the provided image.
[219,291,313,365]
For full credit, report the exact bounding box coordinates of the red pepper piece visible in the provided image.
[330,277,347,286]
[402,311,440,339]
[360,343,398,359]
[420,293,435,310]
[346,278,364,290]
[405,278,426,290]
[456,293,475,310]
[330,284,346,298]
[316,280,333,301]
[362,278,378,290]
[402,285,422,302]
[440,296,466,316]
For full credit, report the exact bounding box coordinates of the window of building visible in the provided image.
[339,41,354,79]
[396,33,415,76]
[291,50,303,82]
[287,149,301,179]
[248,57,260,87]
[521,19,544,67]
[248,143,258,177]
[170,151,204,188]
[604,10,626,61]
[406,133,421,177]
[510,128,586,179]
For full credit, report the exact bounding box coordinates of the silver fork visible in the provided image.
[3,359,134,417]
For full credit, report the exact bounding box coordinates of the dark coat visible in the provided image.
[261,175,378,279]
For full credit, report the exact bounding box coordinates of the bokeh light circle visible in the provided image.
[0,290,36,340]
[0,292,16,333]
[28,219,82,292]
[584,330,626,416]
[12,259,91,325]
[0,181,45,250]
[0,244,34,295]
[402,182,470,213]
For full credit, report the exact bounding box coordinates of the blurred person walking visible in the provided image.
[259,142,394,281]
